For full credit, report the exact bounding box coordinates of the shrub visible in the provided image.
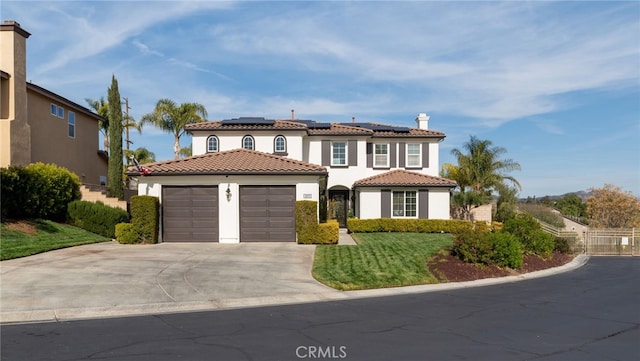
[517,203,565,228]
[316,220,340,244]
[1,163,80,220]
[67,200,130,238]
[504,214,555,258]
[554,237,573,254]
[130,195,159,243]
[347,218,473,234]
[115,223,139,244]
[452,229,524,269]
[488,232,523,269]
[296,201,319,244]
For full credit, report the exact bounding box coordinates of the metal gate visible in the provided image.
[585,228,638,256]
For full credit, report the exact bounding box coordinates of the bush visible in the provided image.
[115,223,139,244]
[488,232,523,269]
[452,229,523,269]
[554,237,573,254]
[347,218,473,234]
[296,201,319,244]
[130,195,159,243]
[67,200,130,238]
[1,163,81,220]
[504,214,555,258]
[517,203,565,228]
[316,220,340,244]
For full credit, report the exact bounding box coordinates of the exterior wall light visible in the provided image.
[226,184,232,202]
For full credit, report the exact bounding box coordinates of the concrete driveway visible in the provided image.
[0,241,334,323]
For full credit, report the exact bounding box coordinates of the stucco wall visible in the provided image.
[191,130,306,160]
[356,187,451,220]
[137,174,321,243]
[27,90,107,184]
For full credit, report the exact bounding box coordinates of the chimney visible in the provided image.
[291,109,295,120]
[415,113,429,130]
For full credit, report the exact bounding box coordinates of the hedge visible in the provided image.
[346,218,474,234]
[130,195,159,243]
[67,200,130,238]
[296,201,340,244]
[115,223,139,244]
[452,229,523,269]
[1,163,81,220]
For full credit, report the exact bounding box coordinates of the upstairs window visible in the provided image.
[57,105,64,118]
[331,142,347,166]
[392,191,417,218]
[68,112,76,138]
[242,135,255,150]
[374,143,389,167]
[274,135,287,153]
[207,136,219,152]
[50,104,57,116]
[406,143,421,167]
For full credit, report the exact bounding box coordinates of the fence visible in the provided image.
[584,228,638,256]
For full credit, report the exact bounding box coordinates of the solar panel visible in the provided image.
[340,123,411,133]
[221,117,275,125]
[307,122,332,129]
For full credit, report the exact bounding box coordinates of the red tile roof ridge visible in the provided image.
[353,169,457,187]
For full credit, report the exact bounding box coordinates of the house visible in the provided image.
[129,114,456,243]
[0,20,107,185]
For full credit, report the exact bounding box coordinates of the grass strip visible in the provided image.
[312,232,453,290]
[1,219,110,260]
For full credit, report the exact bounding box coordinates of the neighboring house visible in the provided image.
[130,114,456,243]
[0,20,107,185]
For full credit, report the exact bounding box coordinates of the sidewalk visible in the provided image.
[0,241,589,324]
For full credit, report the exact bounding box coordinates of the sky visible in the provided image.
[3,1,639,198]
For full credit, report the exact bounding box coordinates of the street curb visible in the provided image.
[0,254,590,325]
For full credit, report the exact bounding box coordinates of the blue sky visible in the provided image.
[3,1,639,197]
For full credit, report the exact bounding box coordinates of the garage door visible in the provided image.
[162,186,218,242]
[240,186,296,242]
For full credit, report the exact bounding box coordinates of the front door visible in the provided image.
[329,190,349,228]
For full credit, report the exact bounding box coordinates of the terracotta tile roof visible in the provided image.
[306,123,373,136]
[353,170,457,187]
[186,119,308,131]
[126,148,327,176]
[371,128,445,138]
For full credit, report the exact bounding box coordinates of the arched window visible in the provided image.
[274,135,287,153]
[242,135,255,150]
[207,136,219,152]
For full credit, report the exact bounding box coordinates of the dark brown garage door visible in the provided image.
[162,186,218,242]
[240,186,296,242]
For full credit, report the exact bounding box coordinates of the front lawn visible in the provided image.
[312,232,453,290]
[0,219,110,260]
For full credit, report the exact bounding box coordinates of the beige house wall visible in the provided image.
[1,20,107,184]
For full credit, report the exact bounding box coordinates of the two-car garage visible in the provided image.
[162,185,297,243]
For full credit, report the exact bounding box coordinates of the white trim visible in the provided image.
[392,189,418,218]
[406,143,421,168]
[331,141,347,166]
[374,143,389,168]
[207,135,219,152]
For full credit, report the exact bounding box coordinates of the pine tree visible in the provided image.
[107,75,124,199]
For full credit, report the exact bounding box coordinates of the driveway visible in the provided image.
[0,241,334,323]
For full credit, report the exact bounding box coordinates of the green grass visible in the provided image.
[312,232,453,290]
[0,219,110,260]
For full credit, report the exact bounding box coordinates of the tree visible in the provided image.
[107,75,124,200]
[179,145,192,158]
[125,147,156,165]
[495,185,519,222]
[442,135,521,220]
[141,99,207,159]
[85,97,109,150]
[555,193,586,218]
[586,184,640,228]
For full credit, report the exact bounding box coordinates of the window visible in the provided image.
[374,143,389,167]
[331,142,346,166]
[274,135,287,153]
[58,106,64,118]
[50,104,57,116]
[392,191,417,217]
[242,135,254,150]
[406,143,421,167]
[68,111,75,138]
[207,136,219,152]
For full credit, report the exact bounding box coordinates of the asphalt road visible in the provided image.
[1,257,638,361]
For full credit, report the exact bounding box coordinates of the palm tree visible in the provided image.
[442,135,521,220]
[85,97,109,150]
[140,99,207,159]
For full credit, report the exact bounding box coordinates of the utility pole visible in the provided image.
[123,97,132,153]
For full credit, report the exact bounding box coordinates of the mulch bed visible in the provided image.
[428,251,575,283]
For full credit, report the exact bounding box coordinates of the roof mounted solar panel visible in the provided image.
[341,122,411,133]
[221,117,275,125]
[307,122,332,129]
